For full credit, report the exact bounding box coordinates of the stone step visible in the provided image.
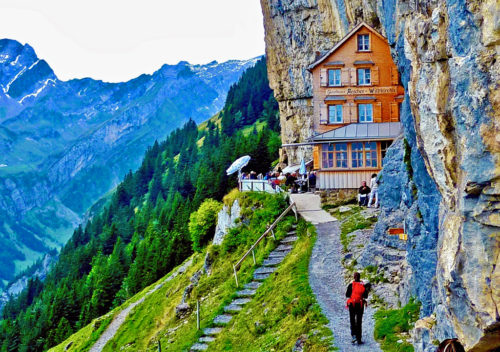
[254,266,276,275]
[203,327,223,335]
[253,273,271,281]
[236,289,256,297]
[199,336,216,343]
[213,314,233,325]
[232,298,251,305]
[224,304,243,313]
[280,236,298,244]
[262,257,285,267]
[244,281,262,289]
[190,343,208,351]
[268,250,288,258]
[275,244,293,252]
[287,230,297,235]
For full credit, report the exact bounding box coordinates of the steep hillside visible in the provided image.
[259,1,499,351]
[0,38,259,285]
[49,192,333,352]
[0,58,281,351]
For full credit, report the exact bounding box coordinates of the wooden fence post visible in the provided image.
[158,341,162,352]
[196,300,200,330]
[233,265,239,287]
[252,249,256,265]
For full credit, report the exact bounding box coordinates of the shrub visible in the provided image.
[189,199,223,251]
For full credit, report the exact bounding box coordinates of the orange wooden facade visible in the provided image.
[309,23,405,189]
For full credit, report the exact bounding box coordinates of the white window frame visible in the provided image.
[358,34,370,51]
[328,69,341,87]
[328,105,343,124]
[358,68,371,86]
[358,104,373,123]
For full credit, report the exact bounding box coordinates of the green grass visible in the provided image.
[374,298,421,352]
[329,206,377,251]
[241,120,267,137]
[49,192,333,351]
[209,221,334,352]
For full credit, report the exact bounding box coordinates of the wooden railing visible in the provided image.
[232,201,298,287]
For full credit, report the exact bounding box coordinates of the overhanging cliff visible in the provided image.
[260,0,499,350]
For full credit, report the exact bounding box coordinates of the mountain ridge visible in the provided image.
[0,38,260,286]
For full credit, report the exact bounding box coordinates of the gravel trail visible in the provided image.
[309,222,381,352]
[89,258,193,352]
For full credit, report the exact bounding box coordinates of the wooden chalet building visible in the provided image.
[309,22,405,189]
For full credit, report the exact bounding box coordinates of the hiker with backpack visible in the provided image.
[346,272,371,345]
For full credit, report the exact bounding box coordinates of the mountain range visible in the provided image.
[0,38,259,287]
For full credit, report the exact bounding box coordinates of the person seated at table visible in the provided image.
[358,181,371,206]
[285,173,297,192]
[249,171,257,179]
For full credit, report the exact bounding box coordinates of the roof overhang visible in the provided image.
[312,122,402,142]
[308,22,387,71]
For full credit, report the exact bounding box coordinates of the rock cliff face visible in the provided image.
[260,0,499,350]
[0,39,258,286]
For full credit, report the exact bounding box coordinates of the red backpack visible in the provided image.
[347,281,365,306]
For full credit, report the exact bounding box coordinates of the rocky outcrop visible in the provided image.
[213,199,241,245]
[260,0,499,350]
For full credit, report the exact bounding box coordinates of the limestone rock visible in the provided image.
[175,302,191,319]
[213,199,241,245]
[260,0,500,349]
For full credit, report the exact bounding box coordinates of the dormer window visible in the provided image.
[328,69,341,86]
[358,34,370,51]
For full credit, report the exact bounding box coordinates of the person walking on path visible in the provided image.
[346,272,370,345]
[368,173,379,208]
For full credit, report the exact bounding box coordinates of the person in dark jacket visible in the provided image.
[308,172,317,191]
[358,181,371,206]
[346,272,370,345]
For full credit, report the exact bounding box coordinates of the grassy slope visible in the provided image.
[50,192,333,352]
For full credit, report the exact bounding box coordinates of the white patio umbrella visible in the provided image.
[226,155,251,176]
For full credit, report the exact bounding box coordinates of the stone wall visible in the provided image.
[260,0,499,350]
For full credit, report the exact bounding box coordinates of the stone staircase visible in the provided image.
[189,226,298,351]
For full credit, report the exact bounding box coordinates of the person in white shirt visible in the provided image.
[368,173,379,208]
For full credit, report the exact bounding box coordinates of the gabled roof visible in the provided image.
[308,22,387,71]
[312,122,402,142]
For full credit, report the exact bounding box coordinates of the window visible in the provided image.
[352,142,364,168]
[380,141,392,165]
[322,143,348,169]
[352,142,379,168]
[328,69,341,86]
[335,143,348,168]
[358,68,371,85]
[358,104,373,122]
[358,34,370,51]
[364,142,378,167]
[328,105,343,124]
[322,144,334,168]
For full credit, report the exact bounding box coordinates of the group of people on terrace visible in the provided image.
[240,169,317,193]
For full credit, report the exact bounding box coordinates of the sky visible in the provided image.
[0,0,265,82]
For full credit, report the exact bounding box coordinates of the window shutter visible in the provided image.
[349,103,357,123]
[320,68,328,87]
[313,145,320,170]
[320,103,328,124]
[391,67,399,85]
[350,68,357,86]
[390,102,399,121]
[373,102,382,123]
[341,68,350,86]
[372,67,379,85]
